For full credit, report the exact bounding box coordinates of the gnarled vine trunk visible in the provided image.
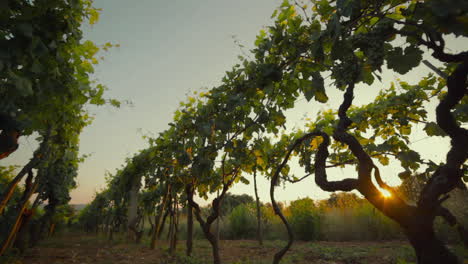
[0,130,50,215]
[13,195,41,253]
[169,196,179,255]
[253,167,263,246]
[150,182,171,249]
[187,181,233,264]
[127,177,141,243]
[186,186,194,256]
[0,172,38,256]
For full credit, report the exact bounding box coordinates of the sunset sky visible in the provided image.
[3,0,466,205]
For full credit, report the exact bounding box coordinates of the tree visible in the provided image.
[288,197,320,241]
[0,0,118,255]
[0,0,116,156]
[218,193,254,216]
[245,1,467,263]
[78,191,111,234]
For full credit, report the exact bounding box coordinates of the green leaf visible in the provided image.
[386,46,423,74]
[109,99,121,107]
[397,150,421,170]
[316,0,334,17]
[328,14,342,37]
[400,125,411,135]
[313,42,325,62]
[423,122,446,137]
[303,80,314,101]
[312,73,327,103]
[360,65,374,85]
[323,126,334,135]
[88,8,101,25]
[302,73,327,103]
[385,12,404,21]
[337,0,357,17]
[239,177,250,185]
[315,89,328,103]
[378,156,389,166]
[271,9,278,19]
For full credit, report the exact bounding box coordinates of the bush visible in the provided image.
[287,197,320,241]
[261,203,288,240]
[320,200,403,241]
[354,202,402,240]
[227,204,257,239]
[175,215,206,240]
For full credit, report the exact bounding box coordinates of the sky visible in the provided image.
[2,0,466,205]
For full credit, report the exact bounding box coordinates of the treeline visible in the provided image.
[170,193,403,242]
[76,189,468,244]
[213,191,467,243]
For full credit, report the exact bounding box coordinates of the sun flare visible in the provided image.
[381,189,392,198]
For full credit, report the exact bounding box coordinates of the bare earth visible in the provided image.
[14,233,468,264]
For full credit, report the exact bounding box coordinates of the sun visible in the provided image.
[381,189,392,198]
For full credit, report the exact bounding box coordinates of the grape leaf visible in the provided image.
[386,46,423,74]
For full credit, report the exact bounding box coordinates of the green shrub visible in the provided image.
[227,204,257,239]
[354,202,402,240]
[260,203,287,240]
[175,216,206,240]
[321,201,403,241]
[287,197,320,241]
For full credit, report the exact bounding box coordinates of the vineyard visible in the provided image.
[0,0,467,264]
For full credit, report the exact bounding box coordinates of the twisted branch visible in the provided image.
[270,132,317,264]
[419,59,468,209]
[333,84,374,182]
[314,132,359,192]
[270,130,359,264]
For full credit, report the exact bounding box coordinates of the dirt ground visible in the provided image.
[9,233,467,264]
